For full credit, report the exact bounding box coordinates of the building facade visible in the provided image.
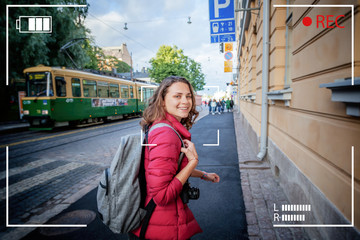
[102,43,132,67]
[235,0,359,238]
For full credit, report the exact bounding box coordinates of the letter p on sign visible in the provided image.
[209,0,234,21]
[215,0,230,18]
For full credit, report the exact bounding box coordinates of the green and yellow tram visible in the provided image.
[22,65,157,130]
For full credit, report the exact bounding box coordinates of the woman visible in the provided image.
[131,76,220,240]
[210,99,217,115]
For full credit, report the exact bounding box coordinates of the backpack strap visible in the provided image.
[139,198,155,240]
[147,123,185,171]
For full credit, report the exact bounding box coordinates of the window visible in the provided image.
[55,77,66,97]
[143,88,154,102]
[71,78,81,97]
[26,72,53,97]
[83,79,97,97]
[110,84,119,98]
[129,85,134,98]
[98,81,109,98]
[121,85,129,98]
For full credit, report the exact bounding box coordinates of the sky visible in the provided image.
[85,0,237,92]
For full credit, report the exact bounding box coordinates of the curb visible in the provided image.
[0,123,30,134]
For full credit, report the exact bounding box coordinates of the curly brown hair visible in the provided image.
[140,76,199,131]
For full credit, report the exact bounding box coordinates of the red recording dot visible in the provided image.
[303,17,312,26]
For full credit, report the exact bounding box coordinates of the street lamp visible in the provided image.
[187,17,192,24]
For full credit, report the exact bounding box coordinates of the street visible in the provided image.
[0,112,249,240]
[0,118,142,237]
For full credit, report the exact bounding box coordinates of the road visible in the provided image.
[0,118,142,236]
[1,111,248,240]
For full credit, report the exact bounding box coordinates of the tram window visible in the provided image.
[71,78,81,97]
[121,85,129,98]
[110,84,119,98]
[138,87,141,100]
[83,79,97,97]
[129,85,134,98]
[55,77,66,97]
[98,81,109,98]
[144,88,152,102]
[26,72,53,97]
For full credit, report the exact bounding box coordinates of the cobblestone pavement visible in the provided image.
[0,119,141,239]
[234,111,309,240]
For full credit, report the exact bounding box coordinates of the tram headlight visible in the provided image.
[24,110,29,115]
[42,110,48,115]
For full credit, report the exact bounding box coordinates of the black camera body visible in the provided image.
[180,181,200,204]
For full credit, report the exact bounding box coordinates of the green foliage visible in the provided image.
[149,45,205,91]
[83,42,105,70]
[6,0,90,79]
[107,56,131,73]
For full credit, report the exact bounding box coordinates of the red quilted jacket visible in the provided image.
[132,113,202,240]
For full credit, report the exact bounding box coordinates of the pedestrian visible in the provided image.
[208,99,212,114]
[221,98,225,113]
[230,98,234,111]
[132,76,220,240]
[210,99,217,115]
[216,100,221,114]
[226,98,231,112]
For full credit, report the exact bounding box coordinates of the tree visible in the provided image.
[149,45,205,91]
[83,40,103,70]
[103,56,131,73]
[1,0,90,121]
[7,0,90,79]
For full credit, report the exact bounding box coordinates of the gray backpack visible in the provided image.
[96,123,184,238]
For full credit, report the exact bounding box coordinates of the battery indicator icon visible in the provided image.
[16,16,52,33]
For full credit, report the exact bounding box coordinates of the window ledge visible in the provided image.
[319,77,360,117]
[267,88,292,107]
[240,93,256,102]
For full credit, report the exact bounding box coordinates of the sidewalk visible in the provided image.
[233,109,309,240]
[0,121,29,133]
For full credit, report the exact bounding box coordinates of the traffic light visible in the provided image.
[220,43,224,53]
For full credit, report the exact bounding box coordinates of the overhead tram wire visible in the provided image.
[88,13,155,54]
[88,15,189,24]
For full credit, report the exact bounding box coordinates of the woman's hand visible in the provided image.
[176,139,199,185]
[203,172,220,183]
[180,139,198,165]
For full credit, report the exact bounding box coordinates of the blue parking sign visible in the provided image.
[209,0,235,43]
[211,33,235,43]
[211,35,219,43]
[210,19,235,34]
[209,0,234,20]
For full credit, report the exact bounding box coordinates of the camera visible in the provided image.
[180,181,200,204]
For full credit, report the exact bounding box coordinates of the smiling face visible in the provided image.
[163,82,193,122]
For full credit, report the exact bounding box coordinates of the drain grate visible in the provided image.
[39,210,96,236]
